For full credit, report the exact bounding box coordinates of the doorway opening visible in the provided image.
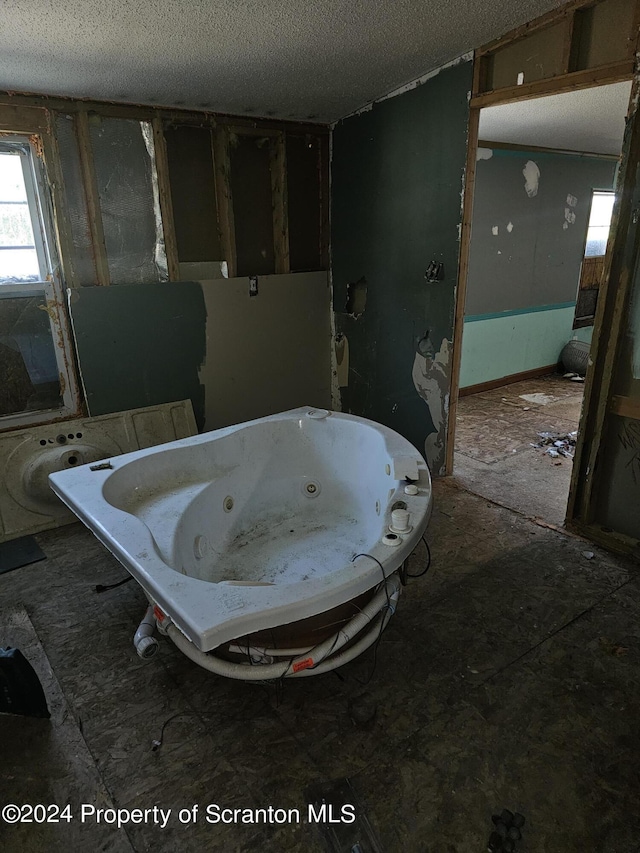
[452,81,630,526]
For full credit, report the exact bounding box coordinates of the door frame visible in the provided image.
[446,0,640,552]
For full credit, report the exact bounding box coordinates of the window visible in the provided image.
[584,190,615,257]
[0,143,51,282]
[0,135,81,428]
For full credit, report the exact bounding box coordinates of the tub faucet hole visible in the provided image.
[68,456,78,466]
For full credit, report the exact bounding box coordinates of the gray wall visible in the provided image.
[70,273,332,432]
[466,147,617,316]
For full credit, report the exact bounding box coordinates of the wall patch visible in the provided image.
[522,161,540,198]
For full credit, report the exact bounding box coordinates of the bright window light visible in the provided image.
[0,151,41,282]
[584,191,615,258]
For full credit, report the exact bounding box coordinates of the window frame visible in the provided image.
[0,134,82,431]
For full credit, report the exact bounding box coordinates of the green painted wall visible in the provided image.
[460,147,615,387]
[69,283,207,429]
[460,304,578,388]
[331,60,473,475]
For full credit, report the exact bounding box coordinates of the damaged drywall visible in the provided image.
[522,160,540,197]
[345,277,367,317]
[412,335,451,475]
[331,59,472,473]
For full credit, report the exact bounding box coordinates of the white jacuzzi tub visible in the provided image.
[50,407,432,679]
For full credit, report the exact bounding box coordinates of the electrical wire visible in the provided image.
[405,535,432,579]
[95,576,133,593]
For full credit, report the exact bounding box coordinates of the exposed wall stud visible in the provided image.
[151,116,180,280]
[212,124,237,279]
[74,110,110,286]
[271,132,290,274]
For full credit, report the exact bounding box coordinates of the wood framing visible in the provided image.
[211,125,237,279]
[0,90,329,138]
[151,116,180,281]
[42,120,79,289]
[0,103,49,133]
[445,103,480,475]
[567,67,640,529]
[610,395,640,419]
[470,59,634,108]
[270,132,290,274]
[472,0,640,108]
[74,110,110,286]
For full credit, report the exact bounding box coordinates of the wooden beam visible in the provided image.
[562,10,578,73]
[270,132,290,275]
[211,125,237,279]
[610,395,640,420]
[151,116,180,281]
[470,59,634,108]
[74,110,110,286]
[567,68,640,526]
[477,0,593,57]
[0,103,48,133]
[445,104,480,476]
[0,92,330,136]
[41,118,79,288]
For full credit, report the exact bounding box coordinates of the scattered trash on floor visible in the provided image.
[563,372,585,383]
[488,809,525,852]
[581,550,595,560]
[532,431,577,458]
[519,393,559,405]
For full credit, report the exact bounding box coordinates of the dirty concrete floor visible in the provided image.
[1,476,639,852]
[454,374,584,527]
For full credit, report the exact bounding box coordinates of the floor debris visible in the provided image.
[532,431,577,458]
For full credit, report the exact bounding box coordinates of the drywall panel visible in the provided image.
[331,59,472,475]
[0,399,196,541]
[199,271,332,429]
[459,304,578,388]
[69,282,206,428]
[466,148,616,316]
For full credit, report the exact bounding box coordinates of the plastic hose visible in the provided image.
[165,574,401,680]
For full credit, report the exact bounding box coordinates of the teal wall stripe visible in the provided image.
[464,301,577,323]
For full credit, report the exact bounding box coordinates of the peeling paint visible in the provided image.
[476,147,493,161]
[522,160,540,198]
[507,221,513,232]
[566,194,578,207]
[412,336,451,476]
[492,225,499,236]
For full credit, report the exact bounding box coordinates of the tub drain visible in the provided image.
[223,496,234,512]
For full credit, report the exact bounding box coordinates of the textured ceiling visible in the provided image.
[0,0,565,123]
[479,81,632,156]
